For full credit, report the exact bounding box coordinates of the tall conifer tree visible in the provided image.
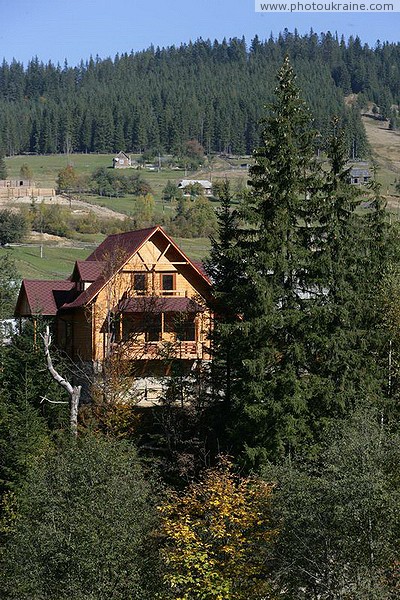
[210,57,322,464]
[209,61,390,467]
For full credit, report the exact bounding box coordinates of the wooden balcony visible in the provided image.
[111,340,210,361]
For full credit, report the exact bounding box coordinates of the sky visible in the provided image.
[1,0,399,66]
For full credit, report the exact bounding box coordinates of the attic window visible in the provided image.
[133,273,146,295]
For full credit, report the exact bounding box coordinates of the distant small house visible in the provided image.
[178,179,213,196]
[349,165,371,185]
[113,151,132,169]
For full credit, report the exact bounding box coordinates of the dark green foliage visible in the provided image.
[170,195,217,237]
[0,210,28,246]
[162,180,182,203]
[0,434,161,599]
[0,253,20,318]
[0,389,50,501]
[265,408,400,599]
[0,322,59,500]
[89,167,152,197]
[0,320,70,429]
[0,33,385,156]
[209,60,390,466]
[205,181,239,410]
[210,57,323,463]
[30,203,70,237]
[0,153,7,179]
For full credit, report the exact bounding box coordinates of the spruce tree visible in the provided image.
[205,181,239,409]
[211,57,322,464]
[304,121,389,435]
[209,62,390,467]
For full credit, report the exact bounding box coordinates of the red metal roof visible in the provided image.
[192,260,210,282]
[73,260,106,282]
[85,227,159,262]
[16,226,212,315]
[17,280,75,316]
[117,296,205,313]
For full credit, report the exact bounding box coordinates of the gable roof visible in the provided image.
[60,226,211,311]
[15,280,75,316]
[114,151,130,160]
[85,227,158,262]
[14,226,212,317]
[350,167,371,178]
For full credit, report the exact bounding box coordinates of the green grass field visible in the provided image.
[174,237,211,261]
[4,153,247,200]
[4,153,195,197]
[4,245,94,279]
[5,154,117,188]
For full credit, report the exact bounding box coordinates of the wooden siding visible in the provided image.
[57,309,92,361]
[90,237,211,362]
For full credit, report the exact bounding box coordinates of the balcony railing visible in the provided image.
[111,340,210,361]
[135,289,188,297]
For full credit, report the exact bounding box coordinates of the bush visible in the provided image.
[0,210,28,245]
[89,168,152,197]
[30,204,70,238]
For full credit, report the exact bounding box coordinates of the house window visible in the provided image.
[133,273,146,295]
[122,313,161,342]
[161,274,175,295]
[165,313,196,341]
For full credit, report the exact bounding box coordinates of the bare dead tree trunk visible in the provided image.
[41,325,81,436]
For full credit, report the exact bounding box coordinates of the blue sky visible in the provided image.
[1,0,399,66]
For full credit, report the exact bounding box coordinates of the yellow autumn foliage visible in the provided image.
[158,458,277,600]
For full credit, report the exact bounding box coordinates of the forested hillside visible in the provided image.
[3,30,400,159]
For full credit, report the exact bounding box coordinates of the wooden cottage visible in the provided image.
[15,226,213,401]
[349,165,371,185]
[112,151,132,168]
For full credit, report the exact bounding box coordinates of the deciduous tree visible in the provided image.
[159,459,276,600]
[0,210,28,246]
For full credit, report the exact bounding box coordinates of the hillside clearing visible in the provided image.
[362,115,400,199]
